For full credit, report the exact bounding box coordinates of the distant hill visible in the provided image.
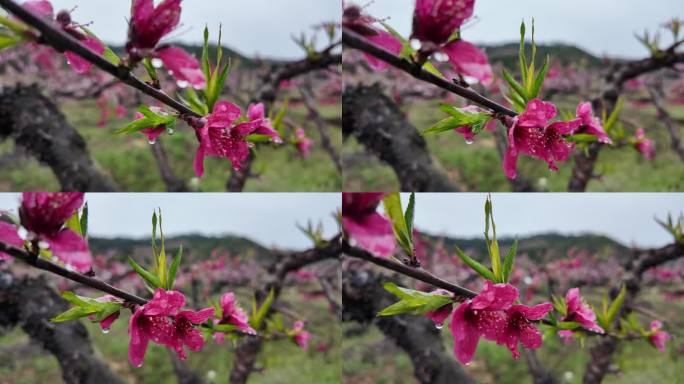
[89,234,276,265]
[483,42,603,70]
[422,232,631,263]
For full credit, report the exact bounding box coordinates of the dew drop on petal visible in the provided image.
[167,128,175,135]
[465,139,474,145]
[102,328,110,334]
[65,264,75,272]
[151,58,163,68]
[136,362,143,368]
[148,139,157,145]
[176,80,189,88]
[435,323,444,330]
[17,227,28,240]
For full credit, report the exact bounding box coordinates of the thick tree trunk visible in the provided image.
[343,84,459,192]
[342,267,474,384]
[0,85,118,191]
[0,270,124,384]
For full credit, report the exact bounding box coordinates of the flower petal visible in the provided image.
[45,229,92,273]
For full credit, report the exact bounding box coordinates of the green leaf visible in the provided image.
[91,302,122,322]
[51,306,94,322]
[422,61,444,78]
[0,31,23,50]
[65,211,82,237]
[502,239,518,283]
[80,203,88,238]
[484,196,502,281]
[251,288,275,330]
[80,26,119,65]
[271,99,288,136]
[379,283,453,316]
[557,321,581,330]
[423,106,489,136]
[455,247,495,280]
[404,193,415,238]
[603,97,624,132]
[128,256,162,289]
[382,193,413,257]
[519,20,528,87]
[142,58,158,82]
[606,285,626,325]
[116,106,175,135]
[380,21,413,59]
[502,68,528,102]
[566,134,599,143]
[529,54,550,99]
[167,245,182,290]
[201,25,211,82]
[245,134,275,143]
[0,15,29,35]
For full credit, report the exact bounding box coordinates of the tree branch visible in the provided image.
[0,242,148,305]
[299,84,342,173]
[343,27,516,117]
[0,0,200,118]
[647,80,684,163]
[568,48,684,192]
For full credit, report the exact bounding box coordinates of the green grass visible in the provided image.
[0,99,341,192]
[0,287,339,383]
[343,97,684,192]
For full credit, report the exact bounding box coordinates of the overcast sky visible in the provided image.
[43,0,340,59]
[0,193,339,249]
[362,0,681,58]
[404,193,683,248]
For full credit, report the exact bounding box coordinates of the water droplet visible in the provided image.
[465,362,472,367]
[136,362,143,368]
[435,323,444,330]
[176,80,189,88]
[102,328,110,334]
[148,139,156,145]
[65,264,75,272]
[151,58,163,68]
[167,128,175,135]
[17,227,28,240]
[465,139,474,145]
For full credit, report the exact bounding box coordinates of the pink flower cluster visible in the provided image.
[128,289,254,366]
[22,0,105,74]
[0,192,92,272]
[194,101,282,175]
[127,0,205,89]
[428,281,551,364]
[503,99,582,179]
[342,193,396,258]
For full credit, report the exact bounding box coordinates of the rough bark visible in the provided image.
[342,267,474,384]
[167,349,208,384]
[151,139,189,192]
[0,270,124,384]
[343,84,459,191]
[0,85,118,191]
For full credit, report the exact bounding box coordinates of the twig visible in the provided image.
[647,81,684,163]
[298,84,342,173]
[0,0,201,118]
[0,242,147,305]
[342,239,477,298]
[342,27,517,117]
